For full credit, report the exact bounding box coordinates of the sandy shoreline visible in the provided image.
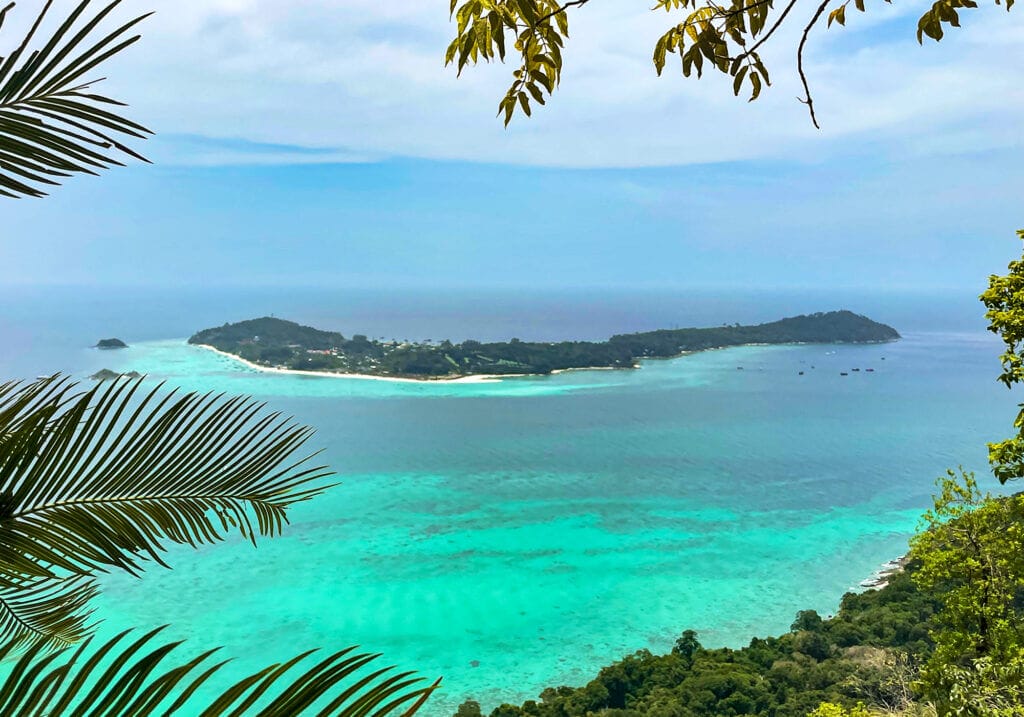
[194,344,521,384]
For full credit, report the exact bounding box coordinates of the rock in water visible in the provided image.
[96,338,128,349]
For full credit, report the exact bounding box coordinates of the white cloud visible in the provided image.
[8,0,1024,167]
[147,134,376,166]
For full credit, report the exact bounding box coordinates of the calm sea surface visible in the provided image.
[0,286,1016,714]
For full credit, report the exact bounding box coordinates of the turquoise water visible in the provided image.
[73,331,1011,714]
[0,288,1016,714]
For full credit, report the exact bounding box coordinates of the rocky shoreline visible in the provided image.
[858,555,909,590]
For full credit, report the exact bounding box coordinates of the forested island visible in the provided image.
[188,311,899,379]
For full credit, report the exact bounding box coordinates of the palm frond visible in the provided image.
[0,0,151,199]
[0,375,335,583]
[0,574,97,648]
[0,628,440,715]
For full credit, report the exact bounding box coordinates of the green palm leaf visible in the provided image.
[0,0,151,198]
[0,628,440,715]
[0,575,97,649]
[0,375,333,646]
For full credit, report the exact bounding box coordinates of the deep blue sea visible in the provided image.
[0,286,1016,714]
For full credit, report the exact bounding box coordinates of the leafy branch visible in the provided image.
[0,373,335,648]
[0,0,151,198]
[447,0,1016,126]
[981,229,1024,484]
[0,375,334,587]
[446,0,583,126]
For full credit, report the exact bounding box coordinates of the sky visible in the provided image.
[1,0,1022,290]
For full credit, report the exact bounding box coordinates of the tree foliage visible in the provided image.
[446,0,1016,127]
[470,567,940,716]
[0,0,151,198]
[909,469,1024,711]
[981,230,1024,484]
[806,703,872,717]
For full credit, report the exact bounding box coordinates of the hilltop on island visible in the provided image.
[188,311,899,380]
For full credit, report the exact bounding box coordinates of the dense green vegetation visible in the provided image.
[457,565,939,717]
[189,311,899,379]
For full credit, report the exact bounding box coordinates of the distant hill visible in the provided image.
[189,311,899,379]
[607,310,900,358]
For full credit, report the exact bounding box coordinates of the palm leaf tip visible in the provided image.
[0,0,153,198]
[0,628,438,715]
[0,574,98,649]
[0,374,335,582]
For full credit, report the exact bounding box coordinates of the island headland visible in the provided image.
[188,310,899,381]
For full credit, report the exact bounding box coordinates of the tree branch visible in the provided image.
[746,0,800,55]
[798,0,831,129]
[535,0,592,27]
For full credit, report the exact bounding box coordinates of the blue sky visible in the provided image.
[2,0,1022,290]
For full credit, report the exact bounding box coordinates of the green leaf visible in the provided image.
[0,376,334,585]
[0,576,97,649]
[0,0,150,198]
[733,65,748,96]
[517,90,531,116]
[749,70,762,100]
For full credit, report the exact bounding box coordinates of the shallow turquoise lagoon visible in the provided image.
[70,329,1015,714]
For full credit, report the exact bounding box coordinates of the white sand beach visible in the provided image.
[193,343,513,383]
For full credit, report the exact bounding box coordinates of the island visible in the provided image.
[90,369,141,381]
[95,338,128,349]
[188,310,899,381]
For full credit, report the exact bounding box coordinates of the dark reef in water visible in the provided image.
[90,369,141,381]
